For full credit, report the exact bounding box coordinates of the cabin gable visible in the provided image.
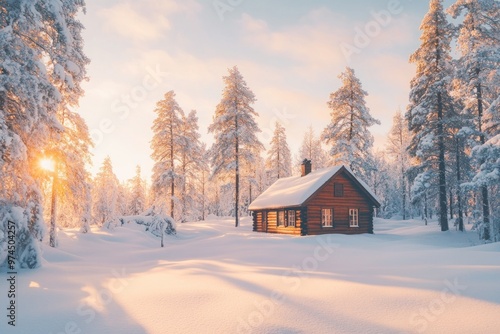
[304,170,374,235]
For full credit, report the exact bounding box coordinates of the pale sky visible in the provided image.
[78,0,456,181]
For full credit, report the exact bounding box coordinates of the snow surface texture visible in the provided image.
[249,165,378,210]
[1,218,499,334]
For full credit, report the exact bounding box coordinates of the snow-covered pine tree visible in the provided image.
[450,125,475,232]
[198,144,210,221]
[322,67,380,179]
[266,122,292,182]
[92,157,120,226]
[240,146,265,214]
[116,182,128,219]
[296,126,328,172]
[44,109,93,232]
[46,0,91,231]
[386,110,412,220]
[80,182,92,234]
[449,0,500,240]
[178,110,205,222]
[406,0,454,231]
[254,154,269,195]
[246,152,267,202]
[151,91,184,219]
[366,152,392,217]
[128,166,146,216]
[0,0,88,265]
[208,66,263,227]
[469,134,500,240]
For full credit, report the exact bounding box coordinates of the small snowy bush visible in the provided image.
[119,213,176,247]
[0,203,42,269]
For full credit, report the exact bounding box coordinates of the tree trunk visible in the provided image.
[449,188,453,220]
[182,156,186,222]
[170,124,175,219]
[424,192,428,225]
[235,115,239,228]
[456,137,464,232]
[160,220,164,248]
[277,142,280,179]
[49,167,58,248]
[249,181,252,204]
[437,92,449,231]
[476,81,490,240]
[402,166,406,220]
[202,170,206,221]
[409,181,413,219]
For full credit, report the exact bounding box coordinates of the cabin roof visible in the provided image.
[248,165,380,211]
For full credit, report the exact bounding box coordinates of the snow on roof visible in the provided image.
[249,165,380,211]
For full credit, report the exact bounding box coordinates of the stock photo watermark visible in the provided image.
[213,0,245,21]
[236,235,339,333]
[90,65,169,147]
[339,0,406,62]
[5,220,17,327]
[48,268,129,334]
[409,278,468,333]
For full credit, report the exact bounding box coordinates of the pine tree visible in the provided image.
[297,126,328,172]
[266,122,292,182]
[92,157,120,226]
[128,165,146,216]
[241,146,265,213]
[322,67,380,178]
[44,109,93,232]
[449,0,500,240]
[198,144,210,221]
[366,152,392,217]
[208,66,263,227]
[406,0,454,231]
[80,182,92,233]
[0,0,88,264]
[178,110,205,222]
[151,91,184,219]
[386,110,412,220]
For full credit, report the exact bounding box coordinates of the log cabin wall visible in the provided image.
[250,168,377,236]
[305,172,373,235]
[253,208,303,235]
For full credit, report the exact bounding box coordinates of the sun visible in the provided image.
[39,157,55,172]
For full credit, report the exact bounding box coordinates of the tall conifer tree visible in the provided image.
[406,0,454,231]
[209,66,263,227]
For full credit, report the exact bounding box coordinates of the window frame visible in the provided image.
[277,210,285,227]
[334,183,344,197]
[321,208,333,228]
[349,208,359,227]
[287,210,296,227]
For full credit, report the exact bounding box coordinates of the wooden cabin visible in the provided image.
[248,161,381,235]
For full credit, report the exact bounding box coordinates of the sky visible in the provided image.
[77,0,456,182]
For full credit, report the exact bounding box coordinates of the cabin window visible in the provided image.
[349,209,359,227]
[321,208,333,227]
[287,210,296,227]
[277,211,285,227]
[334,183,344,197]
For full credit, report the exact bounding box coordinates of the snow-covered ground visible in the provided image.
[1,217,500,334]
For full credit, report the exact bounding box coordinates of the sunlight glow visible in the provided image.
[39,158,55,173]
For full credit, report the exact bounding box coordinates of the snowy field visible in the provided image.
[2,217,500,334]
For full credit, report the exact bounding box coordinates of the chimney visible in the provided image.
[301,159,312,177]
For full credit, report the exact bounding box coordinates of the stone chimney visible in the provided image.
[301,159,312,177]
